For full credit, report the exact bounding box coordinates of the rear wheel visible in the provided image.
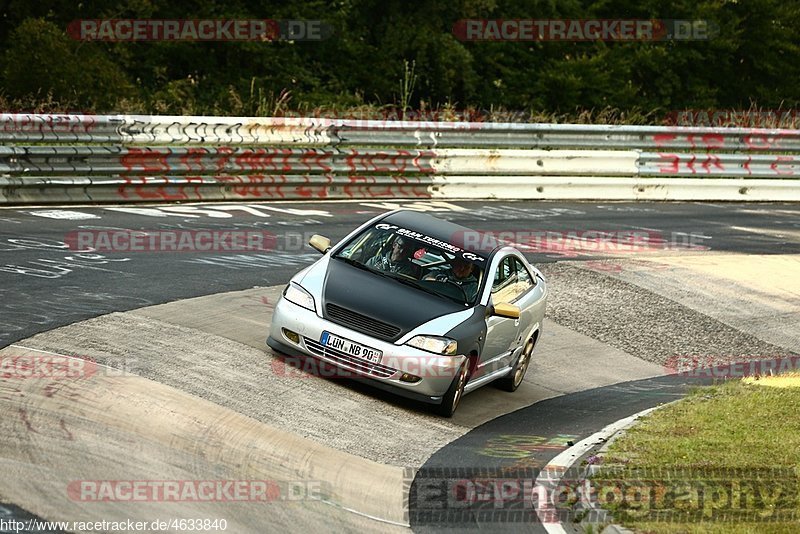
[434,361,469,417]
[497,338,534,392]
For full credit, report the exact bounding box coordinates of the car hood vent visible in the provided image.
[322,258,463,341]
[325,303,401,341]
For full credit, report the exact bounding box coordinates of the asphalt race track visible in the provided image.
[1,200,799,533]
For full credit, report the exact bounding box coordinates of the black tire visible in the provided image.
[434,361,469,417]
[497,338,534,392]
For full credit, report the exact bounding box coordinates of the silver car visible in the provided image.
[267,210,547,416]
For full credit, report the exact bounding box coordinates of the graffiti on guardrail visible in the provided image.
[651,131,792,151]
[768,156,797,175]
[343,176,431,199]
[652,153,725,174]
[112,175,432,201]
[75,147,439,201]
[649,152,798,176]
[115,147,436,174]
[114,176,204,201]
[0,114,98,134]
[3,114,800,204]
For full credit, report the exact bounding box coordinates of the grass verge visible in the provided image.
[591,379,800,533]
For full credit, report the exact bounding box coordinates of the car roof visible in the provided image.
[381,210,503,257]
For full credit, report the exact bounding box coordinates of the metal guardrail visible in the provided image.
[4,113,800,150]
[0,146,436,175]
[1,113,799,204]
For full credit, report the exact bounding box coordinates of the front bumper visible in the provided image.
[266,296,466,403]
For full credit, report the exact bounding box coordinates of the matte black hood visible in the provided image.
[322,258,464,341]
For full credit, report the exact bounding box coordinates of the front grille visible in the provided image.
[303,337,397,378]
[325,303,401,341]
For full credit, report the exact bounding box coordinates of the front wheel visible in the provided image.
[434,361,469,417]
[497,338,534,392]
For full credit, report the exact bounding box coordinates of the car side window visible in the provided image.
[492,256,534,303]
[492,257,518,303]
[512,258,534,295]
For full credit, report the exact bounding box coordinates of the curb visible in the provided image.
[533,404,672,533]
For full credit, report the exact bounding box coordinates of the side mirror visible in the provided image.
[308,234,331,254]
[492,302,520,319]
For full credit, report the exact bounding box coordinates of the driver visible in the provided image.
[366,236,421,278]
[425,256,479,301]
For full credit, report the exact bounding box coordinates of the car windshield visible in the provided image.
[333,223,487,305]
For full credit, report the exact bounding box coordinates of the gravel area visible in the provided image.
[538,262,794,365]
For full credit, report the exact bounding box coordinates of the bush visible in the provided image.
[2,18,136,112]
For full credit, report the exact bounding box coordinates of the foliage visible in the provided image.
[0,0,798,121]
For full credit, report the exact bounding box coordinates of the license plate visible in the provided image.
[320,331,382,364]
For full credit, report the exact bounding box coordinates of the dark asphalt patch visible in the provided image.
[410,372,723,533]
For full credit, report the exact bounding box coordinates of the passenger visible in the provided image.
[425,256,479,301]
[365,236,421,278]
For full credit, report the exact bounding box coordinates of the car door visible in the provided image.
[511,257,546,352]
[481,254,545,375]
[479,255,523,376]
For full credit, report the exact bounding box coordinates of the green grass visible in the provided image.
[7,93,800,129]
[591,381,800,533]
[618,522,800,534]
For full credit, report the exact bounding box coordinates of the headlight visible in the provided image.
[283,282,315,312]
[406,335,458,355]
